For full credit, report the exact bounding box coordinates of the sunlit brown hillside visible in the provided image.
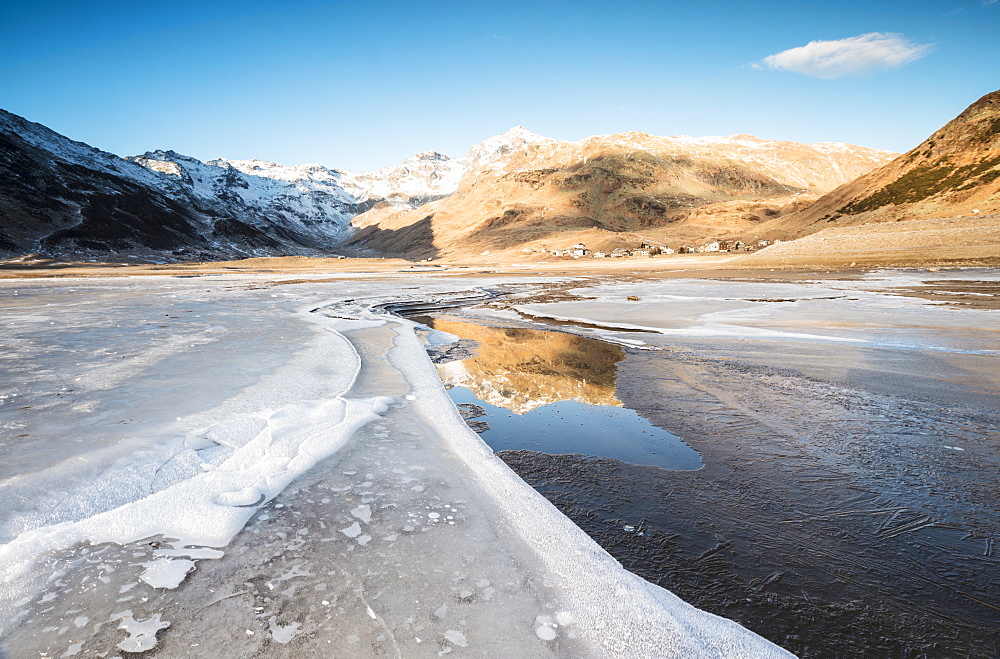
[344,133,894,259]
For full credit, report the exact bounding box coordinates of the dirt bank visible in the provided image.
[730,214,1000,269]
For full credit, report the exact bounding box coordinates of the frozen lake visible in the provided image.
[0,273,790,658]
[462,269,1000,657]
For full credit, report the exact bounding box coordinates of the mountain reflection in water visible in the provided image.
[428,317,623,414]
[421,317,702,470]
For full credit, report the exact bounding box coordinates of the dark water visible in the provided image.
[417,315,702,470]
[414,312,1000,658]
[448,387,702,470]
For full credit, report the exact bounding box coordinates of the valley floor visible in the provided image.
[0,212,998,280]
[0,273,786,658]
[0,268,997,657]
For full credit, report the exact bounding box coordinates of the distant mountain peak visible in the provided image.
[215,157,283,169]
[140,149,196,161]
[410,150,451,161]
[500,125,542,137]
[475,126,552,148]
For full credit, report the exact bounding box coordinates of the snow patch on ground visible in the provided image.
[268,616,302,644]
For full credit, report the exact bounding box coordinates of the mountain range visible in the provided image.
[2,90,998,262]
[0,109,510,260]
[346,129,894,259]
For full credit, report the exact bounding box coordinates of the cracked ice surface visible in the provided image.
[0,274,790,657]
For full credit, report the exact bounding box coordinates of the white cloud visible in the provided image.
[760,32,932,79]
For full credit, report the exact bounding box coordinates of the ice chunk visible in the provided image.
[112,610,169,653]
[340,522,362,538]
[350,504,371,524]
[444,630,468,647]
[139,558,195,589]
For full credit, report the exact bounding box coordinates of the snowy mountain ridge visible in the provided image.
[119,125,563,230]
[0,111,171,191]
[472,129,898,192]
[344,151,466,208]
[346,127,898,260]
[0,107,895,259]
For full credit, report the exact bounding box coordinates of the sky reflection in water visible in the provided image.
[425,316,702,470]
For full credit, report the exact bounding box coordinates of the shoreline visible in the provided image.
[2,252,999,282]
[4,213,999,279]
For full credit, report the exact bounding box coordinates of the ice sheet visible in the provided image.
[0,275,791,657]
[515,277,1000,354]
[388,320,788,657]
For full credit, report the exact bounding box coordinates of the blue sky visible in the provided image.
[1,0,998,171]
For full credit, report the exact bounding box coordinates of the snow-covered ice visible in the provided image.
[511,273,1000,355]
[0,273,793,657]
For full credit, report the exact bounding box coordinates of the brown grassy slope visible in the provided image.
[758,90,1000,237]
[731,214,1000,268]
[344,134,893,259]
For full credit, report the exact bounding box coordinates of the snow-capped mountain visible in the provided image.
[0,109,472,259]
[127,150,363,250]
[345,151,466,208]
[461,126,558,171]
[0,107,896,261]
[0,110,279,259]
[343,127,559,208]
